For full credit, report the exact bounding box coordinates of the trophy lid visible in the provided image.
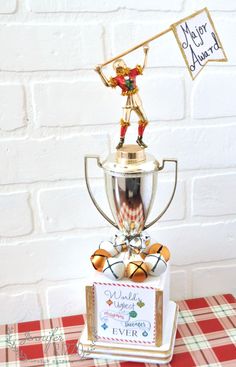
[102,145,159,175]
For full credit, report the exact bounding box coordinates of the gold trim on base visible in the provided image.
[155,290,163,347]
[86,285,94,340]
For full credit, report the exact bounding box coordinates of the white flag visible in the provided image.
[171,8,227,79]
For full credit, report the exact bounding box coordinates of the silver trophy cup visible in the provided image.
[84,145,177,237]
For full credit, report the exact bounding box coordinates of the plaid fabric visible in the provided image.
[0,294,235,367]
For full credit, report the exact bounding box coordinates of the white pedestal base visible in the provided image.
[79,301,178,364]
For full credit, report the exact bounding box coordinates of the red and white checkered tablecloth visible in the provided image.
[1,294,235,367]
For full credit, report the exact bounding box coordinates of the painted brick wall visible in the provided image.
[0,0,235,324]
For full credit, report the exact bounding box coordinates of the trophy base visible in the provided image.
[79,301,178,364]
[85,264,171,346]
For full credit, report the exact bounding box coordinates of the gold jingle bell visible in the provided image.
[126,261,148,283]
[90,249,111,272]
[148,243,171,262]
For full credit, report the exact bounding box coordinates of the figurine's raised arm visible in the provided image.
[142,44,149,71]
[95,65,112,87]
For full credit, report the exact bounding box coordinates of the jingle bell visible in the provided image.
[99,240,118,257]
[126,261,148,283]
[141,233,151,247]
[113,234,128,253]
[148,243,171,262]
[129,237,143,254]
[145,253,167,277]
[90,249,111,272]
[103,258,126,280]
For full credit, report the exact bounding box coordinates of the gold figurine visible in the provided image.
[95,44,149,149]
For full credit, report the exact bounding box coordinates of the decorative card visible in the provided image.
[93,282,159,345]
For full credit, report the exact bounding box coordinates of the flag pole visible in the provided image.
[101,27,172,67]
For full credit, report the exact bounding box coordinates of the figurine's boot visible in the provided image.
[136,136,147,148]
[137,120,148,148]
[116,138,125,150]
[116,119,130,150]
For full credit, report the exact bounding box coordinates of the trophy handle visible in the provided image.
[84,155,119,229]
[143,159,178,230]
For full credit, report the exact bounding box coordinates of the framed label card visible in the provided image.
[90,282,162,345]
[171,8,227,79]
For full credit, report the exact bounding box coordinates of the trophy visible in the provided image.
[77,9,228,363]
[78,43,179,364]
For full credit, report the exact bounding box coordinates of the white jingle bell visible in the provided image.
[141,232,151,247]
[145,253,167,277]
[129,237,143,254]
[113,234,128,253]
[99,240,118,257]
[103,258,125,280]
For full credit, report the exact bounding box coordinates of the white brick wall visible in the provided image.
[0,289,41,324]
[192,72,236,119]
[0,24,104,70]
[0,84,26,130]
[0,192,33,236]
[192,174,236,217]
[38,182,109,231]
[28,0,185,13]
[0,0,235,324]
[0,135,109,184]
[0,0,16,14]
[33,80,122,126]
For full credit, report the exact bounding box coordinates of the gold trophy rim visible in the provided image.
[116,144,146,165]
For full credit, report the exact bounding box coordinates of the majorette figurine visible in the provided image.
[95,44,149,150]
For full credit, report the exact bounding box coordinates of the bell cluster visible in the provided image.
[90,233,171,283]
